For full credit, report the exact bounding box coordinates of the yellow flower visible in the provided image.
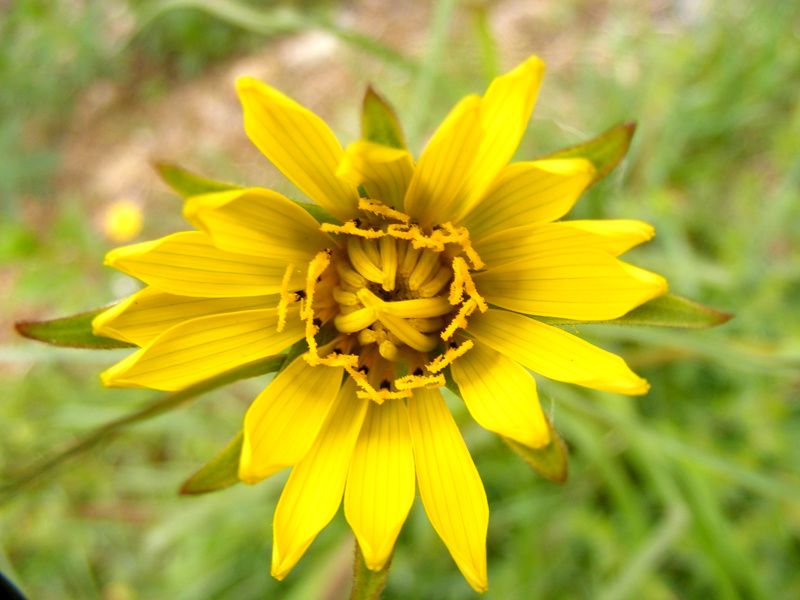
[93,56,667,592]
[102,199,143,242]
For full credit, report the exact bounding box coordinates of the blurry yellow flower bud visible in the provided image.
[103,200,143,242]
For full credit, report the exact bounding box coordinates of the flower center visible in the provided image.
[283,199,488,403]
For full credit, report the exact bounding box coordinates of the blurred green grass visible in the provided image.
[2,0,799,598]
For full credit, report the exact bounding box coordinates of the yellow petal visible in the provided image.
[450,341,549,448]
[407,388,488,592]
[104,231,304,297]
[100,308,304,391]
[344,400,415,571]
[337,141,414,209]
[561,219,655,255]
[461,158,595,241]
[183,188,333,262]
[405,56,545,228]
[93,287,277,346]
[454,55,545,221]
[477,221,655,268]
[473,246,667,321]
[239,355,344,484]
[403,94,483,227]
[236,77,359,221]
[271,379,368,579]
[467,309,649,395]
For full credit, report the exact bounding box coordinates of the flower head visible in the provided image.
[94,56,666,591]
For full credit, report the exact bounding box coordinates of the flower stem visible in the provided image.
[349,542,391,600]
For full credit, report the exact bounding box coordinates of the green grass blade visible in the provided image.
[134,0,417,73]
[405,0,457,144]
[0,355,285,503]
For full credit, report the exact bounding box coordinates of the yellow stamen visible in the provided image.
[449,257,467,305]
[379,296,453,319]
[334,306,379,333]
[314,352,359,369]
[399,241,421,276]
[276,263,295,333]
[407,317,444,333]
[321,220,384,239]
[378,339,399,361]
[358,328,379,345]
[386,223,444,251]
[463,270,489,313]
[379,235,398,291]
[394,372,446,391]
[357,198,410,223]
[355,388,413,401]
[441,298,477,340]
[347,237,384,284]
[355,289,438,352]
[417,264,452,298]
[303,251,331,320]
[332,286,359,306]
[426,339,475,373]
[304,316,321,363]
[377,312,438,352]
[335,258,367,290]
[408,250,441,290]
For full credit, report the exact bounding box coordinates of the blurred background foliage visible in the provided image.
[1,0,799,598]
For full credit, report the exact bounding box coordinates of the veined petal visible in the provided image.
[93,287,277,346]
[337,140,414,209]
[100,308,304,391]
[104,231,304,297]
[239,355,344,484]
[450,341,549,448]
[561,219,655,255]
[473,248,667,321]
[477,221,651,268]
[271,379,368,580]
[404,57,546,227]
[467,309,649,395]
[183,188,333,262]
[236,77,359,221]
[407,388,488,592]
[454,55,545,221]
[344,400,415,571]
[461,158,595,241]
[403,95,483,227]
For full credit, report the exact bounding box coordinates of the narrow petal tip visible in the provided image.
[235,75,260,95]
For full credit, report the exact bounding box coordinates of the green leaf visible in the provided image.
[503,417,568,484]
[153,162,241,197]
[15,307,135,349]
[153,162,339,225]
[178,338,318,496]
[293,201,339,225]
[611,293,733,328]
[545,122,636,184]
[538,294,733,329]
[180,431,243,495]
[361,86,407,150]
[0,355,285,503]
